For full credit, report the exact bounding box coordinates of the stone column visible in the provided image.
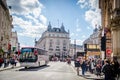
[111,26,120,62]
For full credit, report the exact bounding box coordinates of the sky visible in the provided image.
[6,0,101,47]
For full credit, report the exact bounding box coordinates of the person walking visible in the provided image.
[111,56,120,80]
[102,59,115,80]
[67,57,71,65]
[96,64,101,77]
[10,57,15,68]
[3,58,7,68]
[81,59,87,76]
[0,55,3,67]
[74,58,80,75]
[90,59,95,74]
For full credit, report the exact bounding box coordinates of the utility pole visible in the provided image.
[74,39,76,59]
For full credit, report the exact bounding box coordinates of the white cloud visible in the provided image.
[85,9,101,28]
[77,0,98,9]
[40,15,47,25]
[80,2,88,9]
[70,33,79,37]
[89,0,98,9]
[87,26,91,29]
[77,0,88,9]
[70,33,75,37]
[82,35,86,38]
[77,0,101,28]
[7,0,43,16]
[76,28,81,32]
[7,0,47,39]
[77,0,86,3]
[13,15,47,38]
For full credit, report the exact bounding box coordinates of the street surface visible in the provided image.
[0,62,88,80]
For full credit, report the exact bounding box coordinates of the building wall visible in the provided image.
[35,23,70,59]
[99,0,120,61]
[0,0,12,55]
[69,44,84,59]
[11,31,19,52]
[83,27,101,45]
[83,27,101,58]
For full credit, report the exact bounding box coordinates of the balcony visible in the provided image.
[63,49,67,51]
[55,49,60,51]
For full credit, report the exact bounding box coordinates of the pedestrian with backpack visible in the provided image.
[102,59,115,80]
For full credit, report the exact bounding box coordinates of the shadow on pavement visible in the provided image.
[19,65,50,71]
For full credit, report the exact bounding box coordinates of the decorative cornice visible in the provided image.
[111,26,120,31]
[0,0,8,10]
[110,16,120,30]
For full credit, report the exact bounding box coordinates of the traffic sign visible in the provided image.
[106,49,112,55]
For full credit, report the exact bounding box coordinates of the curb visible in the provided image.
[0,66,20,71]
[0,63,21,72]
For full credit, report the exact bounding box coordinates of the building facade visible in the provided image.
[11,31,19,53]
[0,0,13,57]
[83,27,101,58]
[35,22,70,60]
[69,44,84,59]
[83,27,101,45]
[99,0,120,61]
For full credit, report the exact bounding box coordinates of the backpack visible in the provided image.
[75,60,80,67]
[10,59,15,64]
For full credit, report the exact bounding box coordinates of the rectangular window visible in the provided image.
[56,39,60,45]
[49,39,53,48]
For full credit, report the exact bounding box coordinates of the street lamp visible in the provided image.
[74,39,76,59]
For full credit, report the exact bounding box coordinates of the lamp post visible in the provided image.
[74,39,76,59]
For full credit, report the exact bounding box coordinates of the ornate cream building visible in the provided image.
[83,27,101,58]
[35,22,70,60]
[83,27,101,45]
[0,0,13,57]
[99,0,120,61]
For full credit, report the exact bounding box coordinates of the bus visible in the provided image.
[19,47,49,68]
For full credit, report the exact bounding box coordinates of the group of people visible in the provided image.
[102,57,120,80]
[0,55,18,68]
[74,56,120,80]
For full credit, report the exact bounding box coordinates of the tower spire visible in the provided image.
[47,21,52,31]
[61,23,65,32]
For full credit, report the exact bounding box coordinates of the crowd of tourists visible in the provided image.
[74,56,120,80]
[0,55,18,68]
